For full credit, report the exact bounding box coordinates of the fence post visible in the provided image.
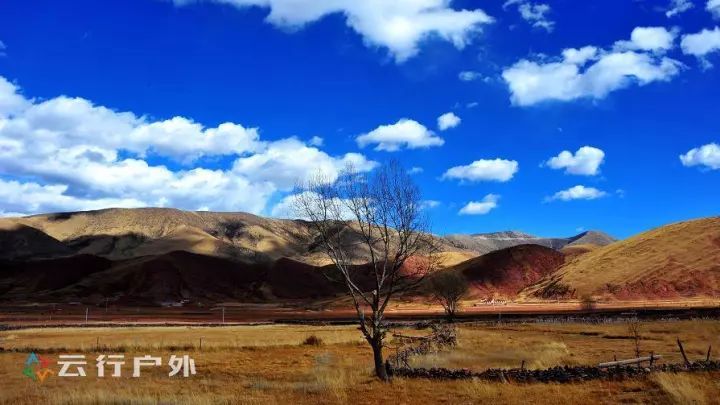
[677,338,690,367]
[706,345,712,362]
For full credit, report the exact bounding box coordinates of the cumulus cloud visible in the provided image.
[442,159,519,182]
[709,0,720,18]
[0,83,262,164]
[614,27,676,52]
[458,194,499,215]
[679,142,720,170]
[681,27,720,67]
[0,179,146,215]
[356,119,444,151]
[0,75,376,216]
[545,146,605,176]
[666,0,694,17]
[546,185,608,202]
[174,0,493,63]
[0,40,6,57]
[503,0,554,32]
[408,166,424,174]
[233,137,376,189]
[437,112,461,131]
[502,27,682,106]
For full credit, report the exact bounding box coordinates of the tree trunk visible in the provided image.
[370,337,389,381]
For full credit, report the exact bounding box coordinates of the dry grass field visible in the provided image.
[2,320,720,404]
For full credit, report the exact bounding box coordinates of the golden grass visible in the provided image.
[0,324,365,352]
[2,320,720,404]
[528,216,720,298]
[652,373,720,404]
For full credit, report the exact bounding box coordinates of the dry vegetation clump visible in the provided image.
[302,335,324,346]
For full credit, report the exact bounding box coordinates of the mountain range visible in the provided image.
[0,208,717,305]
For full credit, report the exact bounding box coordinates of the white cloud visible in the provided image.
[681,27,720,67]
[0,77,30,115]
[309,136,324,146]
[437,112,461,131]
[174,0,493,63]
[666,0,694,17]
[269,191,356,220]
[503,27,682,106]
[408,166,424,174]
[356,119,444,151]
[545,146,605,176]
[459,194,499,215]
[709,0,720,18]
[503,0,554,32]
[0,179,146,216]
[0,40,6,57]
[0,85,262,164]
[269,192,305,219]
[233,137,377,189]
[679,142,720,170]
[459,71,482,81]
[561,46,599,65]
[442,159,519,182]
[421,200,441,209]
[546,185,608,202]
[0,75,376,216]
[614,27,676,52]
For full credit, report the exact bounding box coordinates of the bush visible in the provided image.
[302,335,324,346]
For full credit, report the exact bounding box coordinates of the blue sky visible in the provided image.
[0,0,718,238]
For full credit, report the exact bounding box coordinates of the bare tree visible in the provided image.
[294,161,439,381]
[429,271,468,322]
[627,316,642,358]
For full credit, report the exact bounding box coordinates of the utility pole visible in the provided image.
[222,306,225,324]
[105,297,109,313]
[85,307,89,324]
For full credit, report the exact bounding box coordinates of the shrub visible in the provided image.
[302,335,324,346]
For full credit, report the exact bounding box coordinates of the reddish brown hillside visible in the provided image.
[525,217,720,300]
[266,258,344,299]
[0,251,267,304]
[451,244,565,298]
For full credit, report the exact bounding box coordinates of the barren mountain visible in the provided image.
[0,208,470,304]
[526,217,720,300]
[5,208,309,262]
[436,244,565,299]
[0,208,468,265]
[15,208,717,306]
[445,230,615,255]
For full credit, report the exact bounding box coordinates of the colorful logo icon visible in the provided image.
[23,352,54,382]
